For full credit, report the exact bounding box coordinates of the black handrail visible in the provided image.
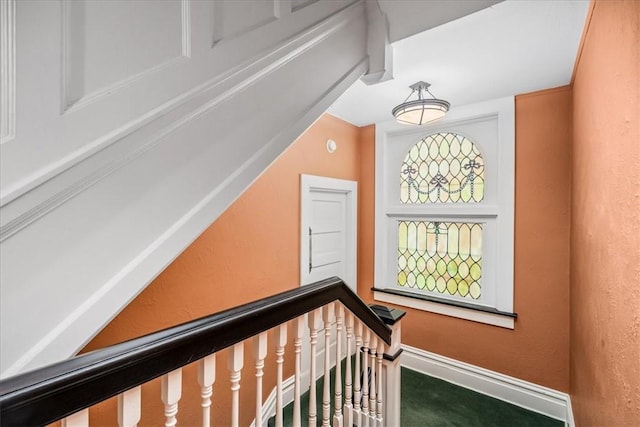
[0,277,390,426]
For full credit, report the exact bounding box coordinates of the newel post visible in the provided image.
[369,304,406,427]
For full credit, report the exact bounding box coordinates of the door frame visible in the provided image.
[300,174,358,291]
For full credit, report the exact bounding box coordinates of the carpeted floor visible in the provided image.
[400,367,563,427]
[270,365,563,426]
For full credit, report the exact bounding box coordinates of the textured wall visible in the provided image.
[78,91,576,424]
[77,80,623,424]
[80,114,364,426]
[357,125,376,296]
[570,0,640,425]
[359,88,573,392]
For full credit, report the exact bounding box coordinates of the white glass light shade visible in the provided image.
[392,99,450,125]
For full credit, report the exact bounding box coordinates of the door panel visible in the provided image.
[300,175,357,291]
[308,191,346,283]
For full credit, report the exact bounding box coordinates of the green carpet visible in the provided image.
[400,367,562,427]
[270,365,563,427]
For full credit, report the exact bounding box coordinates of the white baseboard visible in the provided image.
[252,375,296,427]
[253,341,337,427]
[565,393,575,427]
[401,344,574,425]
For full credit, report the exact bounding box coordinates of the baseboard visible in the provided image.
[251,375,296,427]
[253,340,338,427]
[401,345,573,425]
[565,394,575,427]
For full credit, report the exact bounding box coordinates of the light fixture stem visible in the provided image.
[402,89,415,104]
[425,87,436,99]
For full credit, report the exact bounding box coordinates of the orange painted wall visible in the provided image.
[570,0,640,425]
[358,88,573,392]
[79,19,640,418]
[81,89,575,425]
[81,114,364,426]
[357,124,376,297]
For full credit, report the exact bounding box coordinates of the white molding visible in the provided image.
[401,345,571,424]
[385,204,499,218]
[0,3,364,239]
[181,0,191,58]
[565,394,575,427]
[374,291,514,329]
[361,0,393,85]
[292,0,320,13]
[0,0,364,207]
[252,374,296,427]
[212,0,280,46]
[0,0,16,145]
[252,338,337,426]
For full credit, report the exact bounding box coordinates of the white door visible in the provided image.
[300,175,357,291]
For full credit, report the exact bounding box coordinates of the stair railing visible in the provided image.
[0,277,404,427]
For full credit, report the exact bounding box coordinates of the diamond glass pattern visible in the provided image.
[397,221,483,300]
[400,133,485,203]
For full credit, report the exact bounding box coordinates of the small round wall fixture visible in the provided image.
[392,81,450,125]
[326,139,337,153]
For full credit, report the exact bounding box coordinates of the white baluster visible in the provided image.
[369,337,378,423]
[293,314,306,427]
[333,303,344,427]
[161,368,182,427]
[228,342,244,427]
[61,409,88,427]
[275,324,287,427]
[254,332,268,427]
[343,312,354,427]
[308,308,322,426]
[376,340,384,426]
[354,321,363,426]
[322,303,334,427]
[361,329,370,427]
[198,354,216,427]
[118,385,141,427]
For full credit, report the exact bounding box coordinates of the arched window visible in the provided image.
[374,98,515,328]
[397,133,485,300]
[400,133,485,204]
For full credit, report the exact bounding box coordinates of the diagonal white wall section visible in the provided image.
[0,0,369,377]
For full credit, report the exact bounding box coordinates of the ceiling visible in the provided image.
[328,0,590,126]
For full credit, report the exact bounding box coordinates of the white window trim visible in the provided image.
[374,97,515,328]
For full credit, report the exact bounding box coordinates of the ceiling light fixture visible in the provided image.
[392,81,450,125]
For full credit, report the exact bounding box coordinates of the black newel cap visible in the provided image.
[369,304,406,325]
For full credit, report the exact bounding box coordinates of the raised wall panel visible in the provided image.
[292,0,319,13]
[62,0,189,111]
[0,0,356,208]
[212,0,280,45]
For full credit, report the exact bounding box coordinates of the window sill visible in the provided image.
[372,288,516,329]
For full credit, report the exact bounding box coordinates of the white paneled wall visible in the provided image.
[0,0,375,377]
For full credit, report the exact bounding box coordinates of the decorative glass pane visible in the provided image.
[400,133,485,203]
[397,221,483,300]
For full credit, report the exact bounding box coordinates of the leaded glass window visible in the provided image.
[397,221,483,300]
[377,100,515,326]
[400,133,485,204]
